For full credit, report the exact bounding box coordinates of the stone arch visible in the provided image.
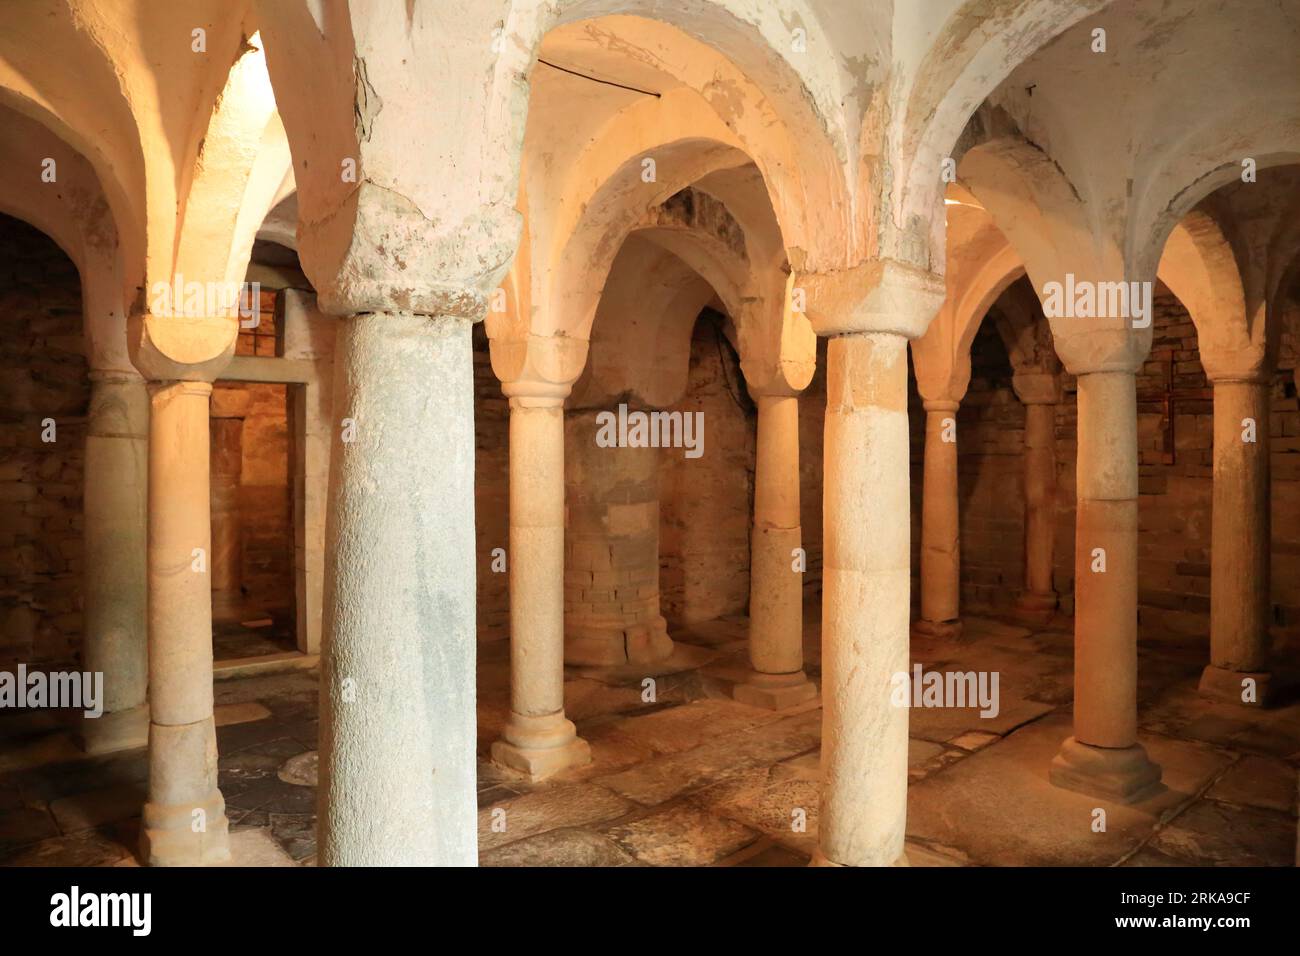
[888,0,1119,273]
[1134,140,1300,284]
[912,200,1027,403]
[173,38,292,292]
[569,234,720,411]
[1158,210,1250,365]
[958,133,1146,374]
[504,1,865,272]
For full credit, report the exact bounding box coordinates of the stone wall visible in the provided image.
[935,283,1300,649]
[659,312,755,625]
[237,382,294,613]
[0,215,86,669]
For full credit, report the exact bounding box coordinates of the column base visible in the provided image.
[565,616,674,666]
[809,848,910,867]
[1012,590,1058,626]
[139,790,231,866]
[734,671,818,710]
[1198,664,1273,707]
[912,618,963,641]
[1049,737,1162,804]
[78,704,149,755]
[491,711,591,781]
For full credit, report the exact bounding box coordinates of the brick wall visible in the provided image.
[659,312,755,625]
[236,382,294,613]
[933,282,1300,648]
[0,214,86,669]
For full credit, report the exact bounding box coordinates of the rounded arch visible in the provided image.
[502,2,862,272]
[1131,132,1300,283]
[1157,210,1248,358]
[890,0,1119,273]
[570,234,720,410]
[549,135,753,341]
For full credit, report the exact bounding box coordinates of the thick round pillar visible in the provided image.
[564,410,673,666]
[738,393,817,709]
[816,333,911,867]
[1200,377,1272,704]
[140,380,231,866]
[319,312,478,866]
[1018,401,1059,616]
[1050,370,1161,802]
[491,395,591,779]
[79,372,149,754]
[915,400,961,639]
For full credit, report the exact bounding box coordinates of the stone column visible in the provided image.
[1012,371,1061,621]
[140,380,231,865]
[1200,375,1272,704]
[816,332,912,867]
[491,388,591,779]
[78,371,149,755]
[318,312,478,866]
[737,392,817,709]
[915,399,962,639]
[564,410,673,666]
[1049,368,1161,802]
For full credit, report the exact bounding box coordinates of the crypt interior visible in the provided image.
[1,0,1299,868]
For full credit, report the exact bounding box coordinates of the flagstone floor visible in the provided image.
[1,607,1296,867]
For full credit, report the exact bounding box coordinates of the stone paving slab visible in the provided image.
[49,781,145,833]
[906,713,1235,866]
[1150,800,1296,867]
[481,827,638,867]
[601,800,759,866]
[594,713,819,805]
[1205,755,1298,815]
[478,782,636,852]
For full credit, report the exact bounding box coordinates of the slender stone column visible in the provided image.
[1012,371,1062,621]
[1200,376,1272,704]
[1050,369,1161,802]
[1022,403,1058,604]
[737,392,817,709]
[140,380,231,865]
[79,371,149,754]
[491,390,591,779]
[319,312,478,866]
[816,332,911,867]
[915,399,962,639]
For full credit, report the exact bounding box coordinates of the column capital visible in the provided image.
[307,186,521,321]
[799,258,945,339]
[922,399,960,414]
[147,380,213,400]
[748,382,804,402]
[128,311,237,384]
[490,332,589,406]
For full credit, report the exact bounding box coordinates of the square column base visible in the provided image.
[491,735,591,782]
[734,672,818,710]
[1198,664,1273,707]
[911,618,963,641]
[1012,591,1058,627]
[140,792,231,866]
[491,711,591,781]
[1049,736,1162,804]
